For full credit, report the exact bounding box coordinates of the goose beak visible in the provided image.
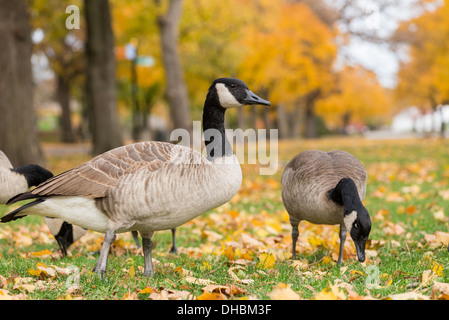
[354,239,366,262]
[243,89,271,106]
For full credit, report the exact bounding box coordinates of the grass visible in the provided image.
[0,136,448,300]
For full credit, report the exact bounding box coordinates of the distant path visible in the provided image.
[42,142,92,156]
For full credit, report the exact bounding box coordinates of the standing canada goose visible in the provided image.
[2,78,270,277]
[281,150,371,264]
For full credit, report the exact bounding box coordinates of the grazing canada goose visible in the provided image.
[2,78,270,277]
[0,150,53,204]
[0,150,87,256]
[281,150,371,264]
[44,217,88,256]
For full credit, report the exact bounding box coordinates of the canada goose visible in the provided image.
[281,150,371,264]
[0,150,88,256]
[0,150,53,204]
[2,78,270,277]
[44,217,88,256]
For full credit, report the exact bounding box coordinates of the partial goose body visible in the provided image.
[0,150,53,204]
[282,150,371,264]
[0,150,88,256]
[2,78,270,277]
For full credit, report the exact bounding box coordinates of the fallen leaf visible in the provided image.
[313,285,347,300]
[128,265,135,279]
[257,253,276,270]
[223,246,236,261]
[240,233,265,249]
[431,281,449,300]
[422,270,438,287]
[268,283,300,300]
[184,276,215,286]
[197,292,227,300]
[387,292,429,300]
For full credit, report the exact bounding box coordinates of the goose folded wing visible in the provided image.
[7,142,175,204]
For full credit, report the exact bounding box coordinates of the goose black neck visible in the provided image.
[202,90,233,160]
[12,165,54,188]
[328,178,363,214]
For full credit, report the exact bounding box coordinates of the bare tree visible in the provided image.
[156,0,191,133]
[0,0,45,166]
[84,0,123,154]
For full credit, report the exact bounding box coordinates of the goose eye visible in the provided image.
[353,222,359,229]
[230,83,236,88]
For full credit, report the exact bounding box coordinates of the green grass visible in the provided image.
[0,137,448,300]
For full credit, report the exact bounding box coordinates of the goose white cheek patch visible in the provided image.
[344,210,357,234]
[215,83,242,108]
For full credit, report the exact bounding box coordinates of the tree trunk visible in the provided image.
[84,0,123,155]
[275,104,289,139]
[157,0,191,132]
[56,75,75,143]
[0,0,45,166]
[303,88,322,139]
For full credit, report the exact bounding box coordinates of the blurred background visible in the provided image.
[0,0,448,166]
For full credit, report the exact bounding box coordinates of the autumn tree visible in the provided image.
[84,0,123,154]
[239,0,337,138]
[31,0,85,143]
[393,0,449,134]
[0,0,45,166]
[316,65,392,132]
[156,0,191,133]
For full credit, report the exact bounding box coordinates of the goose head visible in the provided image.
[209,78,271,109]
[343,206,371,262]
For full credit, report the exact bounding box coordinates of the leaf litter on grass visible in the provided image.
[1,138,449,300]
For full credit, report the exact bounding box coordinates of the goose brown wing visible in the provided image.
[8,141,180,203]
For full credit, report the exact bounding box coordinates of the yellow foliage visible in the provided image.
[239,1,337,105]
[395,0,449,108]
[316,65,392,129]
[257,253,276,269]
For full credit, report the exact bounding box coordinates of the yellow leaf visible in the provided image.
[139,287,153,294]
[197,292,227,300]
[268,283,300,300]
[257,253,276,270]
[431,262,444,276]
[226,210,239,218]
[223,246,236,261]
[313,285,347,300]
[128,265,135,279]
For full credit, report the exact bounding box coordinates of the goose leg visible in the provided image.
[169,228,177,254]
[93,229,116,278]
[141,232,155,277]
[291,222,299,260]
[131,231,141,249]
[337,224,347,265]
